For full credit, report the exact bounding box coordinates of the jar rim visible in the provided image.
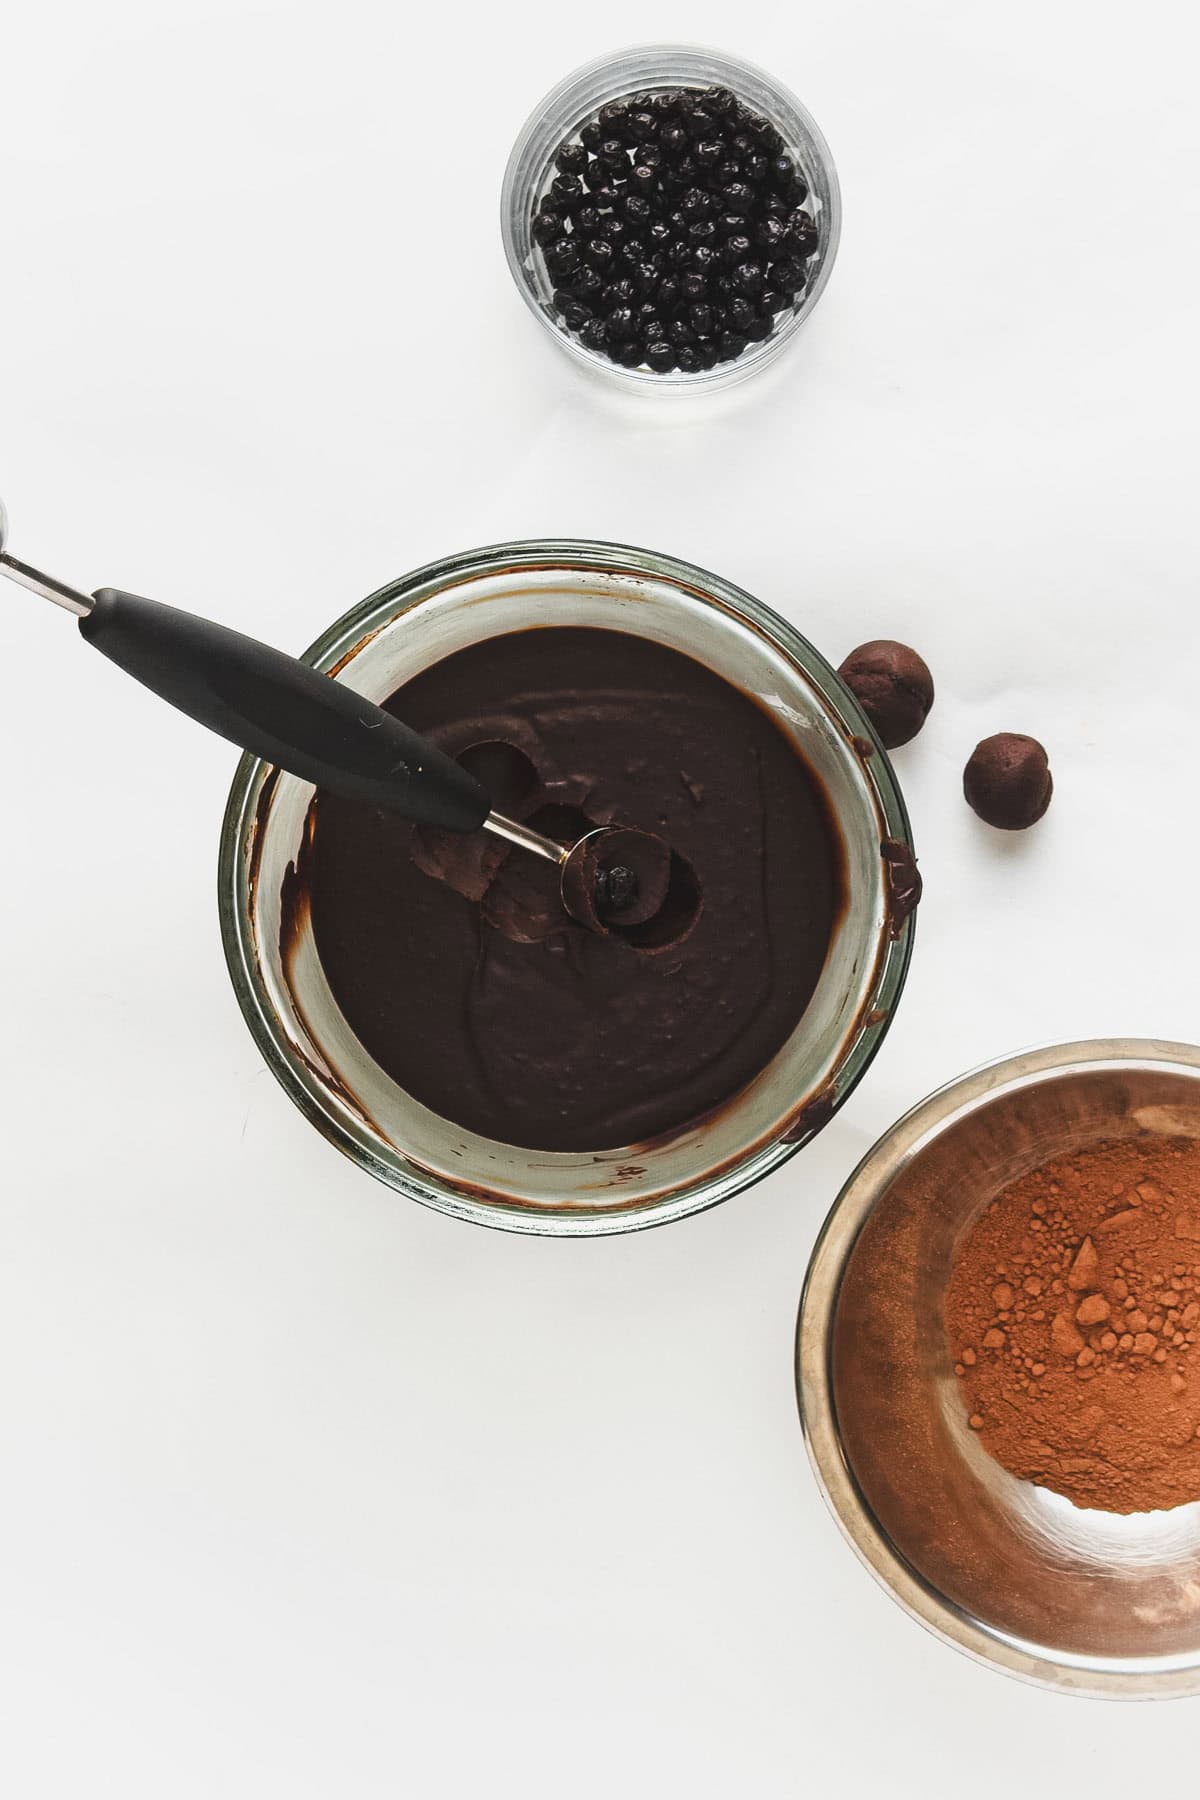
[499,42,842,393]
[218,538,915,1235]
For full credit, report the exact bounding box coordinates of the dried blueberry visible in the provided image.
[749,116,784,155]
[566,265,603,298]
[769,154,802,195]
[785,211,820,258]
[584,236,616,272]
[771,257,807,294]
[545,236,579,276]
[755,215,787,254]
[601,278,635,308]
[556,140,589,176]
[715,211,749,238]
[532,209,561,247]
[682,100,715,135]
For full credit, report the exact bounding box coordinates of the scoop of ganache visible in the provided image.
[561,827,673,935]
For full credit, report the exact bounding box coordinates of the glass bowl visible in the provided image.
[500,44,841,392]
[218,540,914,1236]
[797,1038,1200,1698]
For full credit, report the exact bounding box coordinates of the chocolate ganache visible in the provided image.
[305,627,843,1151]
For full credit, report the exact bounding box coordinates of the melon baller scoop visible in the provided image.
[0,500,690,936]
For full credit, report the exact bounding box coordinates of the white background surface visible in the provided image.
[4,0,1200,1792]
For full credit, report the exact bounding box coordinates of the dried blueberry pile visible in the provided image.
[531,85,818,374]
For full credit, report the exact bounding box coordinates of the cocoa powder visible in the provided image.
[945,1137,1200,1512]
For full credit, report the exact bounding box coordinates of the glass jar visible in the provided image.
[218,541,913,1235]
[501,44,841,392]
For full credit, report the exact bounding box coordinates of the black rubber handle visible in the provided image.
[80,589,490,832]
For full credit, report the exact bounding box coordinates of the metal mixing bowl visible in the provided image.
[797,1039,1200,1698]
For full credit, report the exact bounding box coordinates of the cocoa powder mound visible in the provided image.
[945,1137,1200,1512]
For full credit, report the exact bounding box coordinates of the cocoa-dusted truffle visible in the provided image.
[838,640,934,749]
[963,733,1053,830]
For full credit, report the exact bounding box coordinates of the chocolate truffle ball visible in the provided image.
[838,640,935,749]
[963,733,1053,830]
